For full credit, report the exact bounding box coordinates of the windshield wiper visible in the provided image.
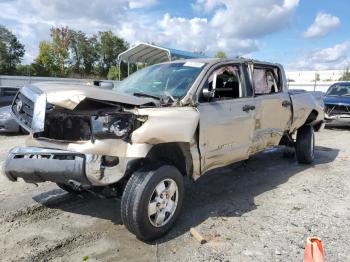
[133,92,160,100]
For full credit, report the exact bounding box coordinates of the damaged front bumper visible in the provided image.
[324,113,350,125]
[4,147,135,186]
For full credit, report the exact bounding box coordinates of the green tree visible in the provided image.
[339,67,350,81]
[96,31,128,77]
[107,65,120,80]
[69,30,98,76]
[34,41,57,76]
[50,27,71,75]
[15,64,35,76]
[0,25,25,74]
[215,51,227,59]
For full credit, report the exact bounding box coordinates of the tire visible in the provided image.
[121,164,184,241]
[295,125,315,164]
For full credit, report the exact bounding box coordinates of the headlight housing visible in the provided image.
[91,114,147,140]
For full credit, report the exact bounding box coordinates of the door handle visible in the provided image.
[242,105,255,112]
[282,100,291,107]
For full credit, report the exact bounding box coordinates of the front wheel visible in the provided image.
[295,125,315,164]
[121,164,184,241]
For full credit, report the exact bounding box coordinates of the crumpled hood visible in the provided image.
[324,95,350,106]
[30,82,157,110]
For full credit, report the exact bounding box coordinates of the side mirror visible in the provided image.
[202,87,215,98]
[203,72,218,98]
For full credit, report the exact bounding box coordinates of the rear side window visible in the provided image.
[253,67,281,95]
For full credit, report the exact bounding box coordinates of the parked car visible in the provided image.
[4,58,324,241]
[0,87,19,107]
[0,106,23,133]
[0,87,23,133]
[324,82,350,126]
[93,80,115,89]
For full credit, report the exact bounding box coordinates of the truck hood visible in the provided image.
[30,82,157,110]
[324,95,350,106]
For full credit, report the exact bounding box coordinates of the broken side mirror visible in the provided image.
[202,72,217,98]
[202,87,215,98]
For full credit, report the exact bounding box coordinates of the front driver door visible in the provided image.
[197,64,256,173]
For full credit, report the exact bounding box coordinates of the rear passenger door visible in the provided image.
[251,64,292,154]
[197,64,256,173]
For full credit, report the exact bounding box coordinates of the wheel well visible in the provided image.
[305,110,318,125]
[146,142,193,177]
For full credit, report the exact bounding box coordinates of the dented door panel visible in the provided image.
[198,98,255,173]
[251,93,292,154]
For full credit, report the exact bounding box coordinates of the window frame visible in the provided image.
[252,64,282,96]
[197,63,252,104]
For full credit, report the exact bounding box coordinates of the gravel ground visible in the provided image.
[0,128,349,262]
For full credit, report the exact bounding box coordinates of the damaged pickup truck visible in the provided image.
[4,58,324,240]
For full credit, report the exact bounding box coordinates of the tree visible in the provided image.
[15,64,34,76]
[0,25,25,74]
[50,27,71,75]
[69,30,98,76]
[339,67,350,81]
[34,41,57,76]
[96,31,128,77]
[215,51,227,59]
[107,65,120,80]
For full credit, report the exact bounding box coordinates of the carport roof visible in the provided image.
[117,42,207,64]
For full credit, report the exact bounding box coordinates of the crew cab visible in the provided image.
[4,58,324,240]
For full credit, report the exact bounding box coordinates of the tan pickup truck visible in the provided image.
[4,58,324,240]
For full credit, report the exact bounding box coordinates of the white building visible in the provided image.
[286,70,343,82]
[285,70,345,92]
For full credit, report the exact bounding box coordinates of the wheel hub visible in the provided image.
[148,179,179,227]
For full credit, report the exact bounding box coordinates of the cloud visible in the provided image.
[208,0,300,38]
[0,0,300,63]
[129,0,158,9]
[121,0,299,56]
[290,42,350,70]
[303,12,340,39]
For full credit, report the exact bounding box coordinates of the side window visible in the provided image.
[253,67,281,95]
[206,65,242,101]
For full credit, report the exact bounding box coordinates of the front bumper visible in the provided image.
[4,147,132,186]
[325,113,350,126]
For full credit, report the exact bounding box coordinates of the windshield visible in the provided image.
[326,84,350,96]
[115,62,205,99]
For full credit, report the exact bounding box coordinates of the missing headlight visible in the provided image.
[91,114,133,139]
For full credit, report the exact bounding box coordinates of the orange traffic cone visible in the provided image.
[303,237,325,262]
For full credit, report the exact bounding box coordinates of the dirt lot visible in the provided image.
[0,128,349,262]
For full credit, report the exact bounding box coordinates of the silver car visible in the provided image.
[0,106,21,133]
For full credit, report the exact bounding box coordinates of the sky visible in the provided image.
[0,0,349,71]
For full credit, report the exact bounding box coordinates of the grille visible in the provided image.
[12,92,35,129]
[325,104,350,116]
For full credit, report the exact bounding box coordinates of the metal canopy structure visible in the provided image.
[117,42,207,65]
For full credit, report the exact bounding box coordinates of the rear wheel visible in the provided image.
[121,164,184,241]
[295,125,315,164]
